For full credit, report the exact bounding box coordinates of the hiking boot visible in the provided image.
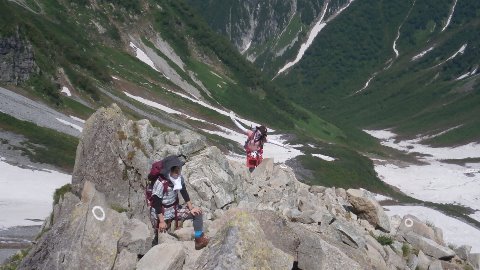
[194,233,209,250]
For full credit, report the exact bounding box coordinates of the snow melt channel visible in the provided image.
[441,0,457,32]
[275,0,355,76]
[411,46,435,61]
[129,42,159,71]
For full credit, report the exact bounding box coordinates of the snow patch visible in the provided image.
[364,129,480,160]
[210,71,223,79]
[56,118,83,132]
[456,67,478,81]
[124,91,300,162]
[60,86,71,97]
[432,43,467,68]
[312,153,335,162]
[366,129,480,209]
[241,41,252,54]
[161,87,269,131]
[385,205,480,252]
[69,115,85,123]
[123,92,205,123]
[441,0,457,32]
[0,158,71,228]
[411,46,435,61]
[129,42,159,71]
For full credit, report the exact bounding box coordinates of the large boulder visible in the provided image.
[417,250,431,270]
[195,210,294,269]
[404,232,455,260]
[396,215,443,245]
[182,146,240,214]
[296,227,365,270]
[72,104,207,222]
[19,182,150,270]
[346,189,391,232]
[454,245,471,261]
[329,219,366,249]
[136,243,186,270]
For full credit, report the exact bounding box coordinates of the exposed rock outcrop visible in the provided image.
[0,30,39,84]
[19,181,151,270]
[347,189,391,232]
[20,105,476,270]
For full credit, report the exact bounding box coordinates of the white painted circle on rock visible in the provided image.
[92,206,106,221]
[404,218,414,228]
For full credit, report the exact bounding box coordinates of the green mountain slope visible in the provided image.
[188,0,480,146]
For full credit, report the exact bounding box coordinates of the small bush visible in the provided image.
[375,235,394,246]
[53,184,72,204]
[0,249,29,270]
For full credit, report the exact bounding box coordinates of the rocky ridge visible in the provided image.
[18,104,480,270]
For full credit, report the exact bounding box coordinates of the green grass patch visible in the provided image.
[402,243,411,257]
[374,235,394,246]
[274,14,303,51]
[298,146,389,194]
[53,184,72,204]
[61,97,95,119]
[0,112,78,171]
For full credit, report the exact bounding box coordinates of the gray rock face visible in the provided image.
[195,210,294,270]
[19,182,150,270]
[366,244,388,270]
[404,232,455,260]
[428,260,443,270]
[407,253,419,270]
[330,220,366,249]
[0,30,39,84]
[346,189,391,232]
[468,253,480,270]
[296,227,364,270]
[396,215,443,245]
[136,243,186,270]
[385,246,407,270]
[417,250,432,270]
[72,104,207,223]
[454,245,471,261]
[113,250,137,270]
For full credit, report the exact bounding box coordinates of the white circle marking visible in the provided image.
[92,206,106,221]
[404,218,414,228]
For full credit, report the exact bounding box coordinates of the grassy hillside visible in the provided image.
[275,0,480,145]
